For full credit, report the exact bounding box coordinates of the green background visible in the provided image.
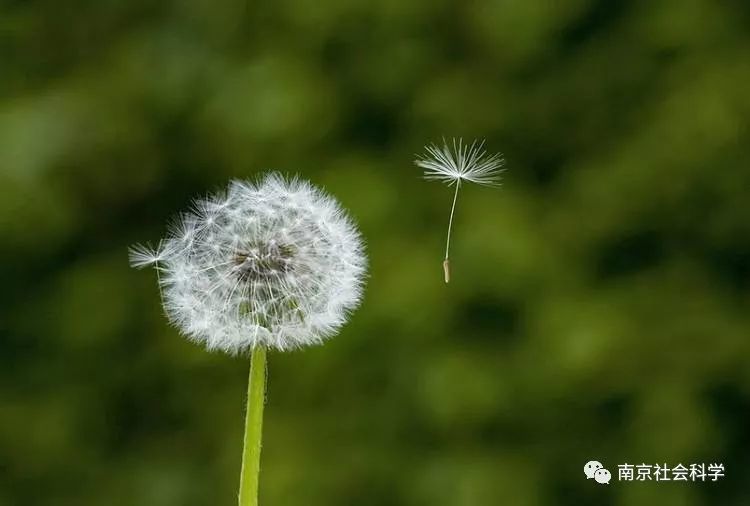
[2,1,750,505]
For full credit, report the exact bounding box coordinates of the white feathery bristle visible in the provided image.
[128,243,165,269]
[416,138,505,187]
[129,172,368,354]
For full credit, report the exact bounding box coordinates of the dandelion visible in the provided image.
[129,173,367,506]
[416,138,505,283]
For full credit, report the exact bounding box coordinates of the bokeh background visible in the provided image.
[2,0,750,505]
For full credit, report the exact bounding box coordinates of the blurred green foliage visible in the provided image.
[2,0,750,505]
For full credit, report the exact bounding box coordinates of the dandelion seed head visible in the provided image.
[130,173,367,354]
[416,138,505,187]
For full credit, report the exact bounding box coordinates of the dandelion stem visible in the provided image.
[443,181,461,283]
[238,345,267,506]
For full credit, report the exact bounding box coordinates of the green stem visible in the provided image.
[238,346,267,506]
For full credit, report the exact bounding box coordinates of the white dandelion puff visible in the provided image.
[416,138,505,283]
[129,172,367,354]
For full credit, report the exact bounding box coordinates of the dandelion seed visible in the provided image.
[416,138,504,283]
[127,242,167,269]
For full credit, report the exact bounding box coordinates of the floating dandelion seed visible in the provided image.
[129,173,367,506]
[416,138,504,283]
